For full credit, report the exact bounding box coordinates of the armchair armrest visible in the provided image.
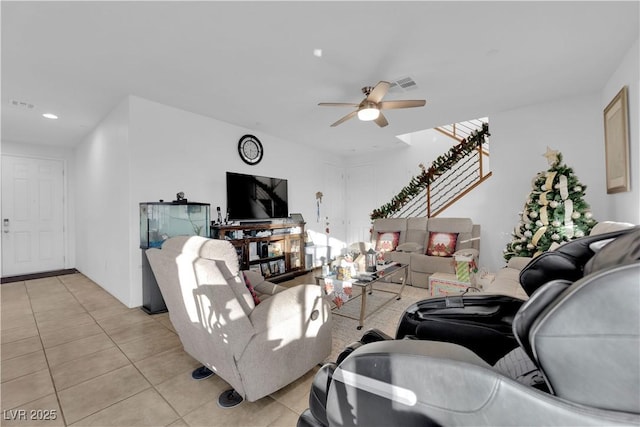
[241,285,332,400]
[248,284,328,333]
[242,269,286,297]
[253,280,286,296]
[344,339,490,366]
[242,269,265,286]
[507,256,532,271]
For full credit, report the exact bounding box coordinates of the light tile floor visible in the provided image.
[1,273,318,426]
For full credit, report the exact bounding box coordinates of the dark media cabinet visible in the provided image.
[212,221,306,282]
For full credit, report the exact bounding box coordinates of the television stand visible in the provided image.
[211,221,306,281]
[239,220,272,225]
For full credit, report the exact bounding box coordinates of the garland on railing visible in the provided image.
[370,122,490,220]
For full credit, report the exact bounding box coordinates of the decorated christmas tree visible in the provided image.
[503,147,597,261]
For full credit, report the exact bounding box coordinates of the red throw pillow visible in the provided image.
[375,231,400,253]
[242,272,261,305]
[426,232,458,257]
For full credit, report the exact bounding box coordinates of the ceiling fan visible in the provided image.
[318,81,426,128]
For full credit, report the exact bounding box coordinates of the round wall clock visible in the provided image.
[238,134,263,165]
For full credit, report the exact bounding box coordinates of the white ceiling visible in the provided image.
[2,1,638,154]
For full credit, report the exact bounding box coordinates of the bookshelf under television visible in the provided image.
[211,220,306,283]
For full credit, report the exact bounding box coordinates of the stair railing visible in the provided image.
[427,141,491,217]
[435,118,486,141]
[371,122,490,220]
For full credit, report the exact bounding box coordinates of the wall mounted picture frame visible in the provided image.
[603,86,630,194]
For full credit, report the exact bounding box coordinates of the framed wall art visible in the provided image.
[603,86,630,194]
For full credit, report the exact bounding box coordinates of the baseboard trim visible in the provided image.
[1,268,79,284]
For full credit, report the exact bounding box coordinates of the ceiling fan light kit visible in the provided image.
[319,81,426,128]
[357,104,380,121]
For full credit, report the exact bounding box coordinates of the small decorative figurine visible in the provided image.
[174,191,187,204]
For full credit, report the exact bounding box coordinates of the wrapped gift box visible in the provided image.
[454,251,477,284]
[429,273,470,296]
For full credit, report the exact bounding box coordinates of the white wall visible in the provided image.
[0,140,77,270]
[478,39,639,270]
[75,98,131,305]
[343,129,460,244]
[76,95,343,307]
[479,93,606,271]
[601,38,640,223]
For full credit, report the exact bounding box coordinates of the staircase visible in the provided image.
[435,118,487,142]
[370,121,491,220]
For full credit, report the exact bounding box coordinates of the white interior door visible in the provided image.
[2,155,65,276]
[346,163,377,244]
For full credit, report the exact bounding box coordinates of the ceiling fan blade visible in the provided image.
[366,81,391,103]
[374,112,389,128]
[318,102,360,107]
[378,100,426,110]
[330,110,358,127]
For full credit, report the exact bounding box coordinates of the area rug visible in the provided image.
[325,283,427,363]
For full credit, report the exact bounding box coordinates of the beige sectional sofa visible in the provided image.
[482,256,530,300]
[371,216,481,288]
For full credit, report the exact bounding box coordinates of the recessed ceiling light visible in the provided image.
[42,113,58,119]
[313,48,322,58]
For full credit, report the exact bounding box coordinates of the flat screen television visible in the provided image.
[226,172,289,221]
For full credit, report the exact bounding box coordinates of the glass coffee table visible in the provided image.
[316,262,409,330]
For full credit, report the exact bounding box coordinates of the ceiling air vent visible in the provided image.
[389,76,418,93]
[9,99,35,110]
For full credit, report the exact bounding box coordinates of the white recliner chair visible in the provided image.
[147,235,332,407]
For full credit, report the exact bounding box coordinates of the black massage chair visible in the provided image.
[394,226,637,366]
[298,226,640,426]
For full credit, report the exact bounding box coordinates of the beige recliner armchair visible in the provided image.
[146,235,332,407]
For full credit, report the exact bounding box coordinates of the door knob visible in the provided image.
[3,218,8,233]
